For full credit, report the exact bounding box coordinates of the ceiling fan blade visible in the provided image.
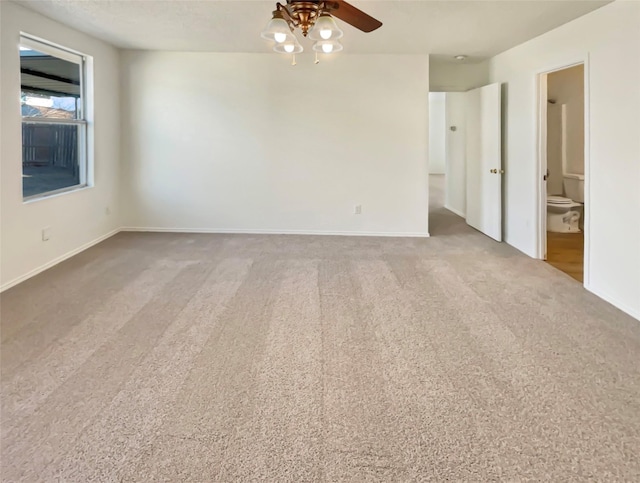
[328,0,382,33]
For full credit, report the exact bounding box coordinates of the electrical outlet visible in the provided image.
[354,205,362,215]
[42,227,51,241]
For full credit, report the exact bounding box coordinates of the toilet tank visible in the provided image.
[563,173,585,202]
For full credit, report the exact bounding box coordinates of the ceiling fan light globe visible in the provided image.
[312,40,343,54]
[273,40,303,54]
[274,32,287,43]
[308,13,343,41]
[260,17,291,42]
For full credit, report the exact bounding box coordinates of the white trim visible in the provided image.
[23,184,91,203]
[444,205,466,218]
[585,283,640,322]
[0,229,120,293]
[535,56,590,285]
[21,118,87,126]
[121,227,431,238]
[583,56,591,287]
[20,33,92,200]
[3,225,636,321]
[84,55,95,187]
[20,34,84,64]
[536,72,549,260]
[0,227,429,292]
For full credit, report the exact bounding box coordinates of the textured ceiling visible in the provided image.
[14,0,610,58]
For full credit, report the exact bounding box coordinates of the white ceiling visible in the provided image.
[14,0,610,58]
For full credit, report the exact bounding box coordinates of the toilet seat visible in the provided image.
[547,195,573,205]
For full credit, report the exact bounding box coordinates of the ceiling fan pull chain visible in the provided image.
[291,54,297,66]
[315,52,320,64]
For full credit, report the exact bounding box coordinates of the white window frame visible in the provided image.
[20,34,92,202]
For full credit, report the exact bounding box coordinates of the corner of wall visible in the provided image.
[0,1,123,290]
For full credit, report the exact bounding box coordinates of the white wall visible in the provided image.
[444,92,467,217]
[430,60,490,92]
[490,1,640,319]
[547,64,585,179]
[0,1,121,290]
[120,52,430,236]
[546,102,565,195]
[428,92,446,174]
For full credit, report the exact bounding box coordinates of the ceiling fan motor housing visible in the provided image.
[283,1,323,36]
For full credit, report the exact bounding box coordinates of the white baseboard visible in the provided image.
[584,283,640,321]
[444,205,466,218]
[121,227,430,238]
[3,224,637,323]
[0,228,121,293]
[1,226,430,292]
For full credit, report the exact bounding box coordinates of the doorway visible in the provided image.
[538,63,587,283]
[428,92,447,220]
[429,87,503,240]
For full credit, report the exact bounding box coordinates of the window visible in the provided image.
[20,36,89,200]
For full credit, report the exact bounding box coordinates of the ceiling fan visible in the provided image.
[261,0,382,56]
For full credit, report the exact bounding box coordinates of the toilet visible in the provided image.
[547,173,584,233]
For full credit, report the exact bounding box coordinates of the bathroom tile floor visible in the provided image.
[546,231,584,283]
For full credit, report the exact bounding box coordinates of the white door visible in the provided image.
[465,83,503,241]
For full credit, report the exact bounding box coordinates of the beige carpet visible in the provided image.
[2,175,639,481]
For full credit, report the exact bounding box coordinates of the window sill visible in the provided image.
[23,184,92,204]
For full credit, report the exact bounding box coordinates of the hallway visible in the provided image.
[428,174,469,237]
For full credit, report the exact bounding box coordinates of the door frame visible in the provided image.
[535,55,591,286]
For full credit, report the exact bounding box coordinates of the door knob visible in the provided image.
[490,169,497,173]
